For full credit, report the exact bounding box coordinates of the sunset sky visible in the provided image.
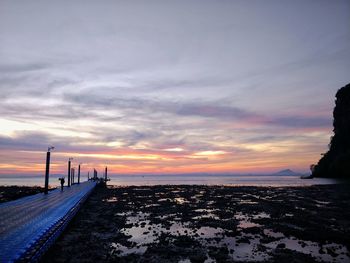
[0,0,350,175]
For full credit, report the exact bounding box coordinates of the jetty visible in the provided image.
[0,181,96,262]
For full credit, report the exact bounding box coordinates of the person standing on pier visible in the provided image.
[59,177,65,191]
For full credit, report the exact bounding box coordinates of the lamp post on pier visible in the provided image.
[67,158,73,187]
[78,163,82,184]
[44,146,54,194]
[105,166,108,182]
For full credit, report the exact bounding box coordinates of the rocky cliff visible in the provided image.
[313,83,350,178]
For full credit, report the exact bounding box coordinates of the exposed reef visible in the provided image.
[41,185,350,263]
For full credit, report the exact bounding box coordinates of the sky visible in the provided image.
[0,0,350,176]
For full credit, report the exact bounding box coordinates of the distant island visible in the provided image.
[313,83,350,178]
[273,169,301,176]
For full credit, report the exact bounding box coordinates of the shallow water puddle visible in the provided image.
[104,197,118,202]
[106,186,350,262]
[263,229,284,238]
[265,237,350,263]
[114,212,226,256]
[252,212,270,219]
[110,242,147,256]
[314,199,331,208]
[239,200,258,205]
[117,211,350,262]
[238,221,261,229]
[144,203,160,208]
[193,209,219,220]
[115,212,270,261]
[235,212,264,229]
[174,197,189,204]
[202,234,271,262]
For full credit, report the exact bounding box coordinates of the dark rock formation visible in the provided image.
[313,83,350,178]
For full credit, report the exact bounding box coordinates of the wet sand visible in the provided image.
[41,184,350,263]
[0,186,46,203]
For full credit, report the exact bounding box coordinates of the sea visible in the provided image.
[0,174,340,188]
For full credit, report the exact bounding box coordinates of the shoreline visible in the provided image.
[0,174,341,189]
[0,181,346,203]
[39,184,350,262]
[0,182,343,203]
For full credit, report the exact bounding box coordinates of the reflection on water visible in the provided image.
[104,197,118,202]
[0,174,340,187]
[105,185,350,262]
[235,212,267,229]
[0,175,89,187]
[113,211,226,258]
[111,210,350,262]
[110,175,339,187]
[110,175,337,187]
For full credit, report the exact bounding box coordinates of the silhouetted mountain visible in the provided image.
[274,169,300,176]
[313,83,350,178]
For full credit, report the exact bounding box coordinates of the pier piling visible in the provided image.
[105,166,107,182]
[44,151,50,194]
[67,158,72,187]
[78,164,81,184]
[44,146,54,194]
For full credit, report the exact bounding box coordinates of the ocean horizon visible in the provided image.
[0,174,339,187]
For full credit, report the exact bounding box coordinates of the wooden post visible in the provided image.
[67,159,71,187]
[78,164,81,184]
[44,151,50,194]
[94,169,97,180]
[71,168,74,185]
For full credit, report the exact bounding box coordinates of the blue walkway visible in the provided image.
[0,181,96,262]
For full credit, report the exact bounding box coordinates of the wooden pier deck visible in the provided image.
[0,181,96,262]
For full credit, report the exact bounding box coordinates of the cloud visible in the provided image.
[268,116,331,128]
[63,92,331,129]
[0,132,50,151]
[0,62,50,74]
[0,0,348,173]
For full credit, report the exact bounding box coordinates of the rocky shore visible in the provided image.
[40,184,350,263]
